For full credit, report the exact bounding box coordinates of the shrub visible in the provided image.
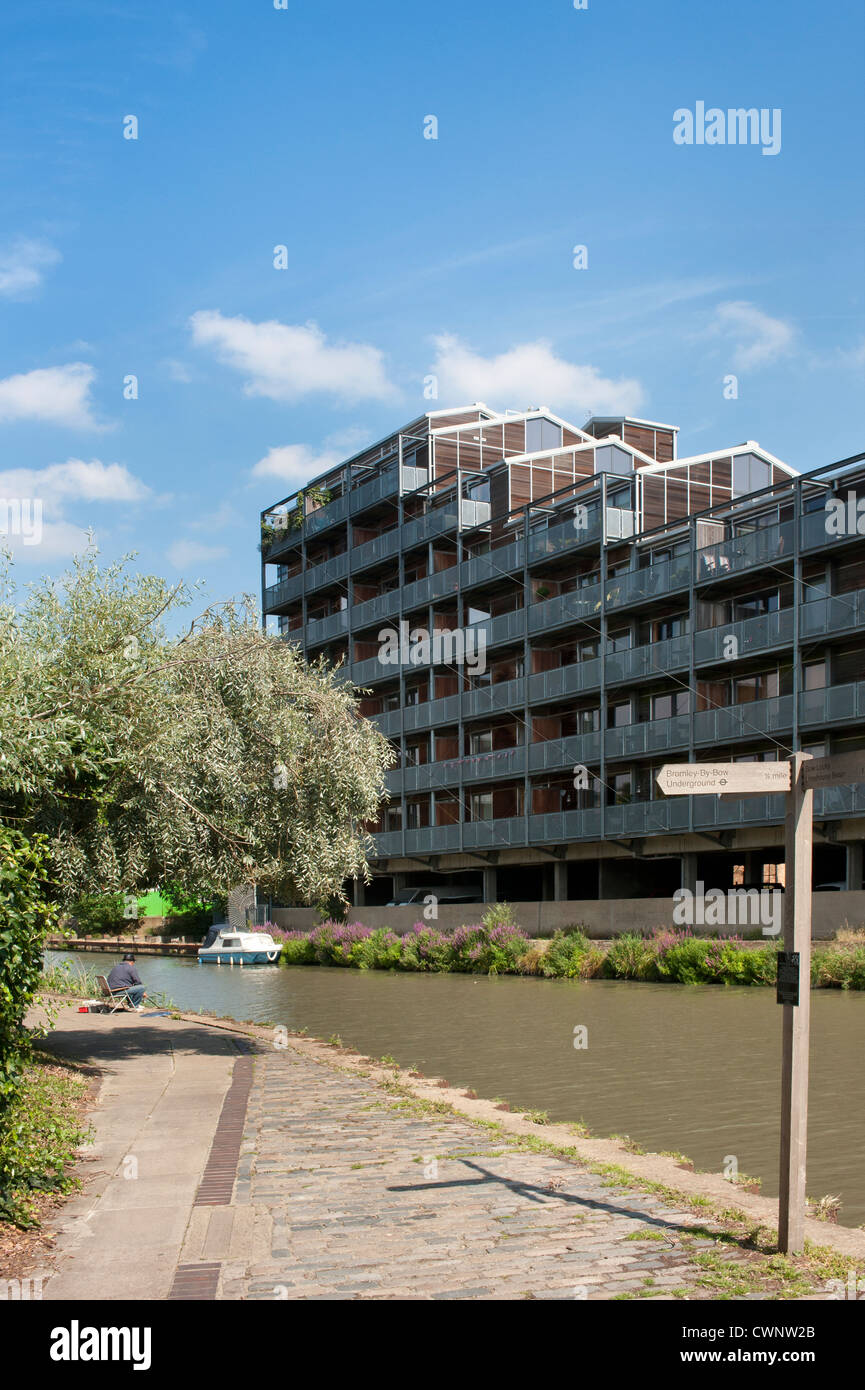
[308,920,372,966]
[737,943,780,986]
[69,892,126,936]
[812,942,865,990]
[398,923,451,972]
[0,1055,89,1224]
[348,928,403,971]
[605,932,657,980]
[538,928,594,978]
[278,931,316,965]
[449,922,530,974]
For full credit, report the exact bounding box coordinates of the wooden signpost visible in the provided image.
[656,750,864,1253]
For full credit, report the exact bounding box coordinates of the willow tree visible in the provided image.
[0,549,393,908]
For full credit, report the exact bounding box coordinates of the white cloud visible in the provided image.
[428,334,645,417]
[709,301,795,371]
[0,363,103,429]
[189,310,396,404]
[0,238,61,298]
[251,443,341,484]
[0,518,91,564]
[0,458,150,503]
[166,539,230,568]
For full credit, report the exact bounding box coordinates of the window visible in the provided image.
[470,730,493,755]
[470,791,493,821]
[595,444,633,476]
[525,417,563,452]
[803,661,826,690]
[608,701,632,728]
[733,454,771,495]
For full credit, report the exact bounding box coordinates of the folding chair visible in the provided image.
[96,975,135,1013]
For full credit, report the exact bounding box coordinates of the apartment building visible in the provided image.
[260,404,865,904]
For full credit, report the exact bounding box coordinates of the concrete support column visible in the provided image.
[482,866,497,903]
[354,879,366,907]
[598,857,615,901]
[680,852,699,894]
[846,842,863,891]
[553,859,568,902]
[391,872,407,895]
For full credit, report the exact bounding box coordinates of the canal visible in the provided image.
[46,950,865,1227]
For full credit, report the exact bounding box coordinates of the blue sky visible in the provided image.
[1,0,862,618]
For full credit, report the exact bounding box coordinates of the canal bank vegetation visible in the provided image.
[277,911,865,989]
[0,1050,90,1228]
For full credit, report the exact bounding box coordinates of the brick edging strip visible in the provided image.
[193,1053,254,1208]
[168,1262,221,1301]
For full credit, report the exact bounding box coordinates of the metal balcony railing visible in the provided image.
[695,521,794,581]
[527,658,601,702]
[350,530,402,572]
[304,609,349,645]
[528,584,602,633]
[459,541,525,590]
[605,554,692,612]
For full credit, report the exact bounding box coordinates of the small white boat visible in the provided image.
[198,929,281,965]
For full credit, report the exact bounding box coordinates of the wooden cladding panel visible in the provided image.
[503,422,526,453]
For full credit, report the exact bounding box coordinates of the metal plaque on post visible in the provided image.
[776,951,800,1007]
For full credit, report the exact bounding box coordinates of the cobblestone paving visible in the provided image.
[222,1049,728,1301]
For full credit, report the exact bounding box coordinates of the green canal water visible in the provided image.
[46,949,865,1227]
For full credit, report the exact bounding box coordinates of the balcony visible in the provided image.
[694,609,794,665]
[527,658,601,702]
[460,541,524,590]
[351,589,401,630]
[528,584,602,634]
[406,823,461,854]
[693,694,793,745]
[463,817,528,849]
[695,521,794,582]
[528,809,602,842]
[605,634,691,685]
[263,573,303,610]
[350,530,402,572]
[349,465,400,516]
[528,511,602,563]
[799,589,865,637]
[305,552,349,593]
[605,713,691,760]
[402,693,461,732]
[401,508,459,549]
[528,732,601,771]
[304,494,350,536]
[800,679,865,728]
[605,554,691,612]
[350,654,391,686]
[304,609,349,645]
[461,675,525,718]
[402,567,460,609]
[466,608,526,652]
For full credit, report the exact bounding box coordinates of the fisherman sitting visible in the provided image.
[106,953,147,1011]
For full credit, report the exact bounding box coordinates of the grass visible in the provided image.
[39,961,176,1010]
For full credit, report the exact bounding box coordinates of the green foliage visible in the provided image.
[0,1055,89,1225]
[347,928,403,971]
[0,827,58,1117]
[537,928,594,978]
[69,891,126,936]
[604,932,658,980]
[812,941,865,989]
[0,549,392,909]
